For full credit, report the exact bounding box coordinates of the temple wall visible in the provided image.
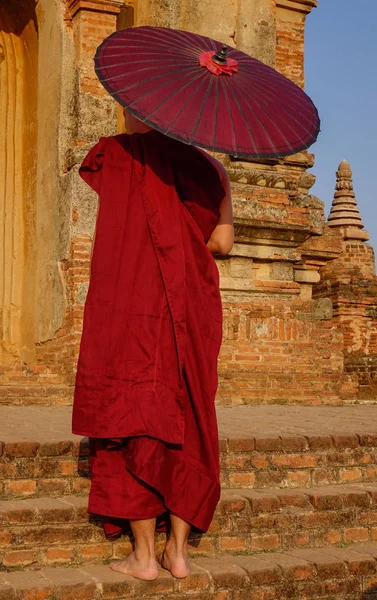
[0,0,376,406]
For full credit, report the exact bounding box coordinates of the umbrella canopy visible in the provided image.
[95,26,320,159]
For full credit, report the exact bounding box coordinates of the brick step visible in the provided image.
[2,543,377,599]
[2,425,377,501]
[3,484,377,570]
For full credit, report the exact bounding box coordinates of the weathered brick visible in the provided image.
[0,463,17,478]
[219,536,249,552]
[251,534,280,552]
[45,547,73,564]
[279,435,308,452]
[195,557,249,588]
[0,583,15,600]
[5,480,36,497]
[227,437,255,452]
[305,435,333,450]
[251,455,269,469]
[340,468,362,482]
[306,489,343,510]
[254,436,281,452]
[36,478,70,495]
[39,441,73,456]
[78,543,112,559]
[72,478,91,494]
[3,549,38,567]
[229,472,255,488]
[332,434,359,449]
[178,564,211,592]
[244,491,280,513]
[286,470,311,487]
[4,442,40,457]
[323,546,377,575]
[0,500,36,523]
[220,494,248,515]
[0,528,13,546]
[312,468,337,486]
[287,548,347,579]
[323,529,342,544]
[271,454,318,469]
[359,434,377,447]
[266,553,315,580]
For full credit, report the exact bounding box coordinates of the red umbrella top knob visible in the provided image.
[212,45,229,65]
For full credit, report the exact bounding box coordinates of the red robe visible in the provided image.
[72,130,225,533]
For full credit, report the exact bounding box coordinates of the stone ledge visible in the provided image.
[2,484,377,570]
[276,0,318,14]
[1,543,377,598]
[67,0,124,18]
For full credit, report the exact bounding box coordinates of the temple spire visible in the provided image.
[327,160,369,241]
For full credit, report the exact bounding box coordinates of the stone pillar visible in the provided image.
[314,160,377,401]
[275,0,317,88]
[0,2,38,365]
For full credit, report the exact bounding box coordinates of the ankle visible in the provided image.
[166,538,188,558]
[134,547,156,563]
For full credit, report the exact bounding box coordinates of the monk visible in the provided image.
[71,109,234,581]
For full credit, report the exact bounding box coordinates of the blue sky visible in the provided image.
[305,1,377,249]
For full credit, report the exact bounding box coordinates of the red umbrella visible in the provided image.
[95,26,320,159]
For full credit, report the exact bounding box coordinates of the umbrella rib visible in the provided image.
[233,83,295,152]
[235,68,318,126]
[221,79,258,156]
[97,65,198,89]
[128,72,206,112]
[234,85,279,155]
[220,78,238,156]
[212,77,219,151]
[163,75,210,135]
[142,72,208,121]
[238,69,317,122]
[235,78,318,145]
[97,58,192,70]
[236,60,315,108]
[189,75,214,143]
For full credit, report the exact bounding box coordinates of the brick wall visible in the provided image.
[276,10,306,88]
[217,298,356,405]
[314,243,377,401]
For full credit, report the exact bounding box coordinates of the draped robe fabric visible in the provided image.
[71,130,225,533]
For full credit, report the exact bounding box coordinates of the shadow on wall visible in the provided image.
[0,0,37,34]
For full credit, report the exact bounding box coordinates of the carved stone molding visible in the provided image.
[275,0,318,14]
[67,0,124,18]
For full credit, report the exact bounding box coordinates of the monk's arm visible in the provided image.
[206,160,234,256]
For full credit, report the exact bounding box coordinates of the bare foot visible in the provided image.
[158,548,191,579]
[110,552,159,580]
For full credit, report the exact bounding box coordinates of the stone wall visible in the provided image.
[314,161,377,401]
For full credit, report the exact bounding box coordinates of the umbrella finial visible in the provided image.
[212,44,228,65]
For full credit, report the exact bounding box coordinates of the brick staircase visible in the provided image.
[2,405,377,599]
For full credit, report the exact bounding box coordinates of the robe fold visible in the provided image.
[72,130,225,533]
